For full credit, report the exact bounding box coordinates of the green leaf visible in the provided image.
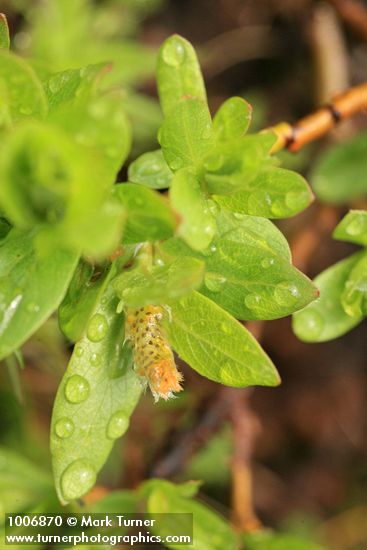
[0,229,78,360]
[145,479,239,550]
[333,210,367,246]
[164,211,317,320]
[311,132,367,203]
[170,169,216,251]
[50,91,132,181]
[0,121,103,229]
[51,283,142,504]
[157,34,207,116]
[113,257,205,307]
[59,261,112,342]
[0,447,53,516]
[0,50,47,121]
[128,149,173,189]
[293,253,364,342]
[0,120,122,257]
[213,96,252,140]
[0,13,10,50]
[113,183,176,244]
[166,291,280,387]
[74,194,126,260]
[341,251,367,316]
[204,134,276,195]
[0,217,11,240]
[216,167,313,218]
[44,64,108,111]
[159,98,214,171]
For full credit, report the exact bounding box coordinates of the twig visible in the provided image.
[150,386,234,479]
[310,2,350,104]
[199,25,278,78]
[230,388,262,532]
[326,0,367,42]
[270,81,367,152]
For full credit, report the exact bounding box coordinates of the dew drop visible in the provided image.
[294,309,324,339]
[107,411,130,439]
[204,155,223,171]
[220,362,236,385]
[169,157,184,171]
[87,313,108,342]
[248,190,272,213]
[74,344,84,357]
[274,281,300,306]
[162,37,186,67]
[245,293,262,309]
[207,200,219,216]
[220,322,232,335]
[64,375,90,404]
[204,273,226,293]
[60,460,96,501]
[19,105,33,116]
[285,191,302,210]
[201,124,212,140]
[270,199,285,217]
[202,243,217,256]
[90,352,101,367]
[233,212,246,220]
[26,302,40,313]
[55,418,74,439]
[261,258,275,269]
[346,219,364,236]
[48,75,63,94]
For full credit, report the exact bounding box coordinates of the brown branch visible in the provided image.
[325,0,367,42]
[230,388,262,533]
[150,386,234,479]
[269,82,367,153]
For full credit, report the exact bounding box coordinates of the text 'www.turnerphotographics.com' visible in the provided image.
[5,513,193,546]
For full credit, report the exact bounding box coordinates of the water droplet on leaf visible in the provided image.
[285,191,303,211]
[220,322,232,335]
[64,375,90,404]
[170,157,184,171]
[245,293,262,309]
[55,418,74,439]
[162,37,186,67]
[74,344,84,357]
[204,273,226,293]
[346,219,365,236]
[248,190,272,214]
[201,124,212,140]
[107,411,130,439]
[87,313,108,342]
[204,155,223,171]
[274,282,300,306]
[26,302,40,313]
[48,75,63,94]
[90,353,101,367]
[60,460,96,501]
[271,199,285,217]
[261,257,275,269]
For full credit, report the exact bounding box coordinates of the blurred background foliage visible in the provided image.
[1,0,367,548]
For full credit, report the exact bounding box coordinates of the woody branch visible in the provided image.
[269,82,367,153]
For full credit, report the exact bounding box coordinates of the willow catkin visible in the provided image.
[125,305,183,401]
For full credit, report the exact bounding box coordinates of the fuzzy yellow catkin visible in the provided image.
[125,305,183,401]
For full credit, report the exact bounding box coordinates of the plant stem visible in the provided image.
[270,82,367,153]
